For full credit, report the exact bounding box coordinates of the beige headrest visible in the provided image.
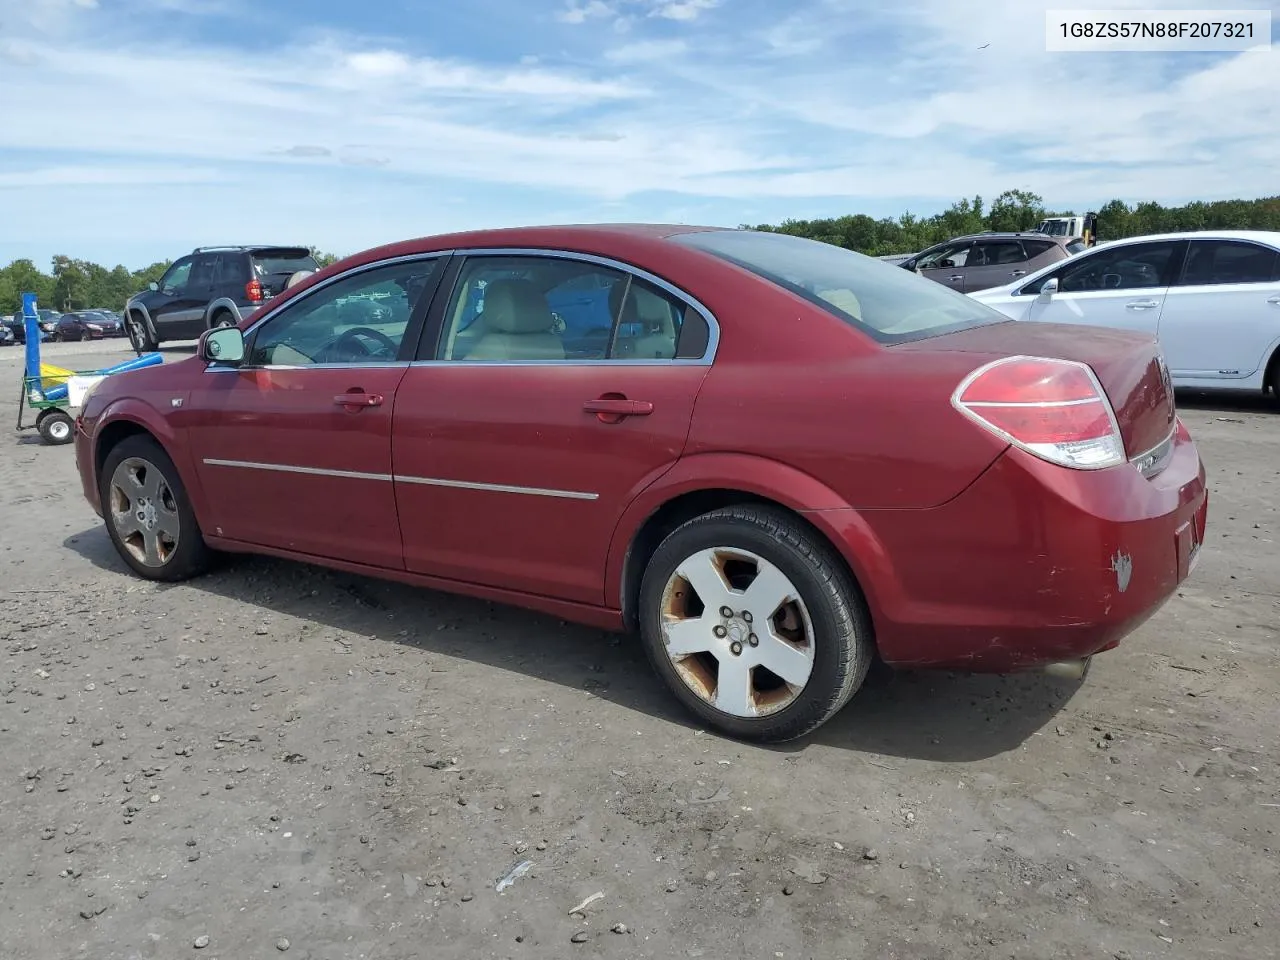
[482,279,554,334]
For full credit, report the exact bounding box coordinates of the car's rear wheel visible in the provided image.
[99,435,212,582]
[211,310,236,329]
[638,505,874,742]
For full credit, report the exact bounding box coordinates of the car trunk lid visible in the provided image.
[896,320,1176,459]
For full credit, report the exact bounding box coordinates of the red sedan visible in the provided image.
[72,225,1208,742]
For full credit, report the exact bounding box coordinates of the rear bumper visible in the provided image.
[838,426,1207,671]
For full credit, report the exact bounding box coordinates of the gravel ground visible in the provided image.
[1,341,1277,960]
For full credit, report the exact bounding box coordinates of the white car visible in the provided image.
[969,230,1280,399]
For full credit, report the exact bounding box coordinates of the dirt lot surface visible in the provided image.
[1,341,1277,960]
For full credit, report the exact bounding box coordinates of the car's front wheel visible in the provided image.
[125,311,157,353]
[99,435,213,582]
[638,505,874,742]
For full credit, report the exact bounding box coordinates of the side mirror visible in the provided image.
[148,281,159,292]
[200,326,245,365]
[1037,277,1059,301]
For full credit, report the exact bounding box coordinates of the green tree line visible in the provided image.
[0,248,339,315]
[745,190,1280,256]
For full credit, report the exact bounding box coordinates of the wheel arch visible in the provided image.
[608,454,890,638]
[204,298,242,327]
[125,301,159,343]
[1263,337,1280,397]
[93,403,211,529]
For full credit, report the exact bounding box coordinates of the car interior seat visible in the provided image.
[465,279,564,361]
[608,280,679,359]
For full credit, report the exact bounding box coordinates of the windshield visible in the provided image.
[1036,219,1072,237]
[671,230,1007,344]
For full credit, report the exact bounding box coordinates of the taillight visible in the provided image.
[952,355,1125,470]
[245,279,264,303]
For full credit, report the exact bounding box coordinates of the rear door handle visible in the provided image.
[334,391,384,408]
[1267,295,1280,305]
[583,398,653,419]
[947,275,964,282]
[1010,269,1027,277]
[1125,299,1160,310]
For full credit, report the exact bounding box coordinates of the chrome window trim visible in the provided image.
[438,246,720,365]
[201,458,598,501]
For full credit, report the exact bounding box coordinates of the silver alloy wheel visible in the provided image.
[107,456,181,568]
[659,547,816,718]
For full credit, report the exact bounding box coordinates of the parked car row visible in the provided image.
[2,308,126,344]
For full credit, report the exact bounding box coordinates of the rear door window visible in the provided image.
[973,240,1027,265]
[1178,240,1280,286]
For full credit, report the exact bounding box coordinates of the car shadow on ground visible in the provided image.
[1175,389,1275,414]
[63,527,1082,763]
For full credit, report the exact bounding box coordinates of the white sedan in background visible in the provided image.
[970,230,1280,400]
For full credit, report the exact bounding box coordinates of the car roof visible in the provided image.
[1091,229,1280,246]
[951,231,1070,243]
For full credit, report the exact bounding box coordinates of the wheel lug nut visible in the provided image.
[730,641,743,656]
[748,634,759,647]
[742,611,753,623]
[719,606,733,618]
[713,625,727,638]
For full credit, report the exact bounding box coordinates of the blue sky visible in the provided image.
[0,0,1277,270]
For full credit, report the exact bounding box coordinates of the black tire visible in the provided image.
[80,330,93,342]
[98,434,213,582]
[126,311,157,353]
[637,505,874,742]
[36,409,75,445]
[210,310,236,329]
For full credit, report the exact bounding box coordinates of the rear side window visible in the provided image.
[671,230,1007,344]
[1179,240,1280,286]
[974,240,1027,265]
[1023,239,1058,257]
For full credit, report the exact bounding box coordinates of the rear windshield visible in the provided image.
[252,251,318,276]
[671,230,1006,344]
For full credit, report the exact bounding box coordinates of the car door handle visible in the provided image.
[1125,299,1160,310]
[334,391,384,408]
[1010,269,1027,277]
[947,275,964,282]
[1267,295,1280,305]
[583,398,653,418]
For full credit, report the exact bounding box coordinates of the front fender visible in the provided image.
[603,452,898,617]
[93,398,211,531]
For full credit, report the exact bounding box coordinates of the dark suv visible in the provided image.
[898,232,1083,294]
[124,245,319,351]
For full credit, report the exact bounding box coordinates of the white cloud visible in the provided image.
[649,0,717,21]
[556,0,614,24]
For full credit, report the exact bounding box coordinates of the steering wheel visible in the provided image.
[322,326,399,362]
